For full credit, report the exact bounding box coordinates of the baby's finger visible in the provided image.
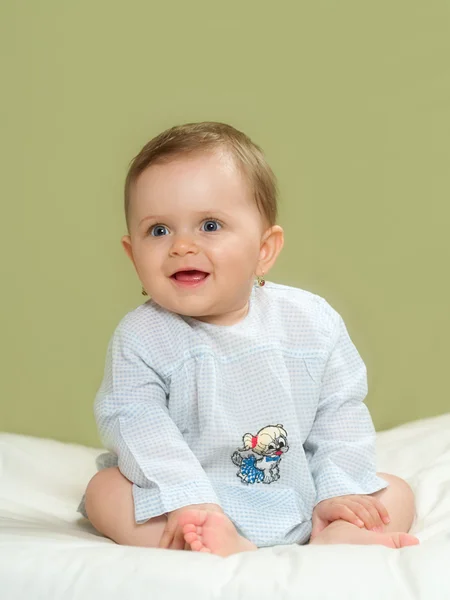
[328,504,364,528]
[360,501,384,529]
[171,526,186,550]
[357,497,387,529]
[346,502,377,531]
[369,497,391,525]
[158,525,174,549]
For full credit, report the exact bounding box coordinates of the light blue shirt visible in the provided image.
[79,281,388,547]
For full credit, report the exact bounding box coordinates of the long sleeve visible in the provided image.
[94,322,220,524]
[303,311,388,507]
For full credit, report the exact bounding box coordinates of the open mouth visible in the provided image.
[170,270,210,287]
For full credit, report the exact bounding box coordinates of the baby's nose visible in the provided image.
[170,236,198,256]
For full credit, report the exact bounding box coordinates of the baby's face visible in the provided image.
[123,150,268,325]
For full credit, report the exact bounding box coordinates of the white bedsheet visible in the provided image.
[0,413,449,600]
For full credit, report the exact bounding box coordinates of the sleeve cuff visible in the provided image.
[313,467,389,507]
[132,480,221,524]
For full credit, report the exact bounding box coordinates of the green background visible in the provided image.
[1,1,449,447]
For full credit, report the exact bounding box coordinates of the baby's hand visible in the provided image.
[158,503,223,550]
[310,494,390,539]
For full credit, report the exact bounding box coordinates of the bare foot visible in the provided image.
[178,509,257,557]
[310,521,420,549]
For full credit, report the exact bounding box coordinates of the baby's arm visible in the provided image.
[94,321,220,528]
[304,309,388,509]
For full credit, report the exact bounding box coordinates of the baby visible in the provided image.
[78,122,420,556]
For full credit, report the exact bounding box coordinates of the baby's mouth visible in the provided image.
[171,270,209,282]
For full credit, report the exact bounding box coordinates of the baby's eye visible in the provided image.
[202,220,221,232]
[150,225,168,237]
[279,440,285,448]
[268,443,276,451]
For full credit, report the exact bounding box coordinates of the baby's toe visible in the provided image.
[190,539,205,552]
[184,531,200,545]
[399,532,420,547]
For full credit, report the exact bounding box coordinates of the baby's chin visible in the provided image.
[150,298,215,322]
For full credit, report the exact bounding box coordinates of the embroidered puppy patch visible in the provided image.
[231,424,289,484]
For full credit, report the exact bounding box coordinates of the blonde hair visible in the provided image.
[124,122,278,232]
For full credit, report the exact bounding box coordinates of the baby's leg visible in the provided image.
[370,471,417,533]
[84,467,166,547]
[310,472,420,548]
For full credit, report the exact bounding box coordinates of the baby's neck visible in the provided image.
[192,302,250,327]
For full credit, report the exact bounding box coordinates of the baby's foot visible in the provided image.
[310,521,420,549]
[178,509,257,557]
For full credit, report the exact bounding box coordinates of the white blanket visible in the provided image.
[1,413,449,599]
